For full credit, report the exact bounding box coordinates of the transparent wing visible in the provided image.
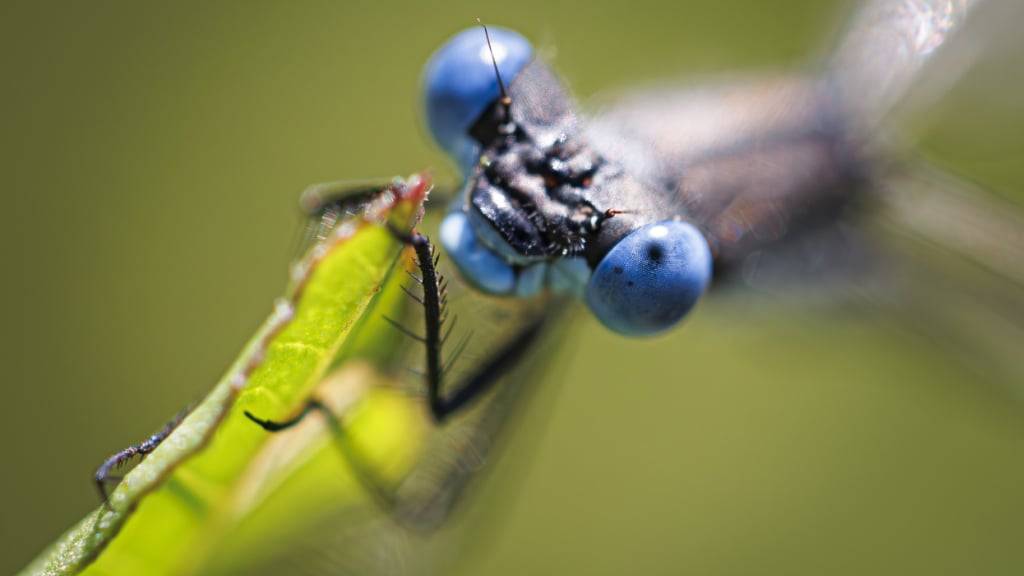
[727,159,1024,382]
[588,0,1002,162]
[826,0,985,138]
[868,162,1024,385]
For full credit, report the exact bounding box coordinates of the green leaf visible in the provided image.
[21,176,431,576]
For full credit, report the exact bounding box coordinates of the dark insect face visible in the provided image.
[465,102,617,261]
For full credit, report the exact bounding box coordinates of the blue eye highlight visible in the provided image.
[423,27,532,166]
[585,221,712,336]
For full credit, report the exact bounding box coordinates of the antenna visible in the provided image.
[477,18,513,122]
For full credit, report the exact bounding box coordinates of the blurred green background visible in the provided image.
[4,0,1023,574]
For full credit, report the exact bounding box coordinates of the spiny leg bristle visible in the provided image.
[442,330,474,375]
[399,283,425,305]
[441,315,459,345]
[382,316,426,343]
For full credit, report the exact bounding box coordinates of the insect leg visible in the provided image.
[244,398,398,511]
[93,405,191,507]
[389,226,546,423]
[242,399,328,431]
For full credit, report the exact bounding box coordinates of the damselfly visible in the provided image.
[240,0,1024,526]
[89,0,1023,568]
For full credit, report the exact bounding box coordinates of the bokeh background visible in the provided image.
[4,0,1023,574]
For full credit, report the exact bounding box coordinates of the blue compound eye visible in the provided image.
[585,221,712,336]
[423,27,532,165]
